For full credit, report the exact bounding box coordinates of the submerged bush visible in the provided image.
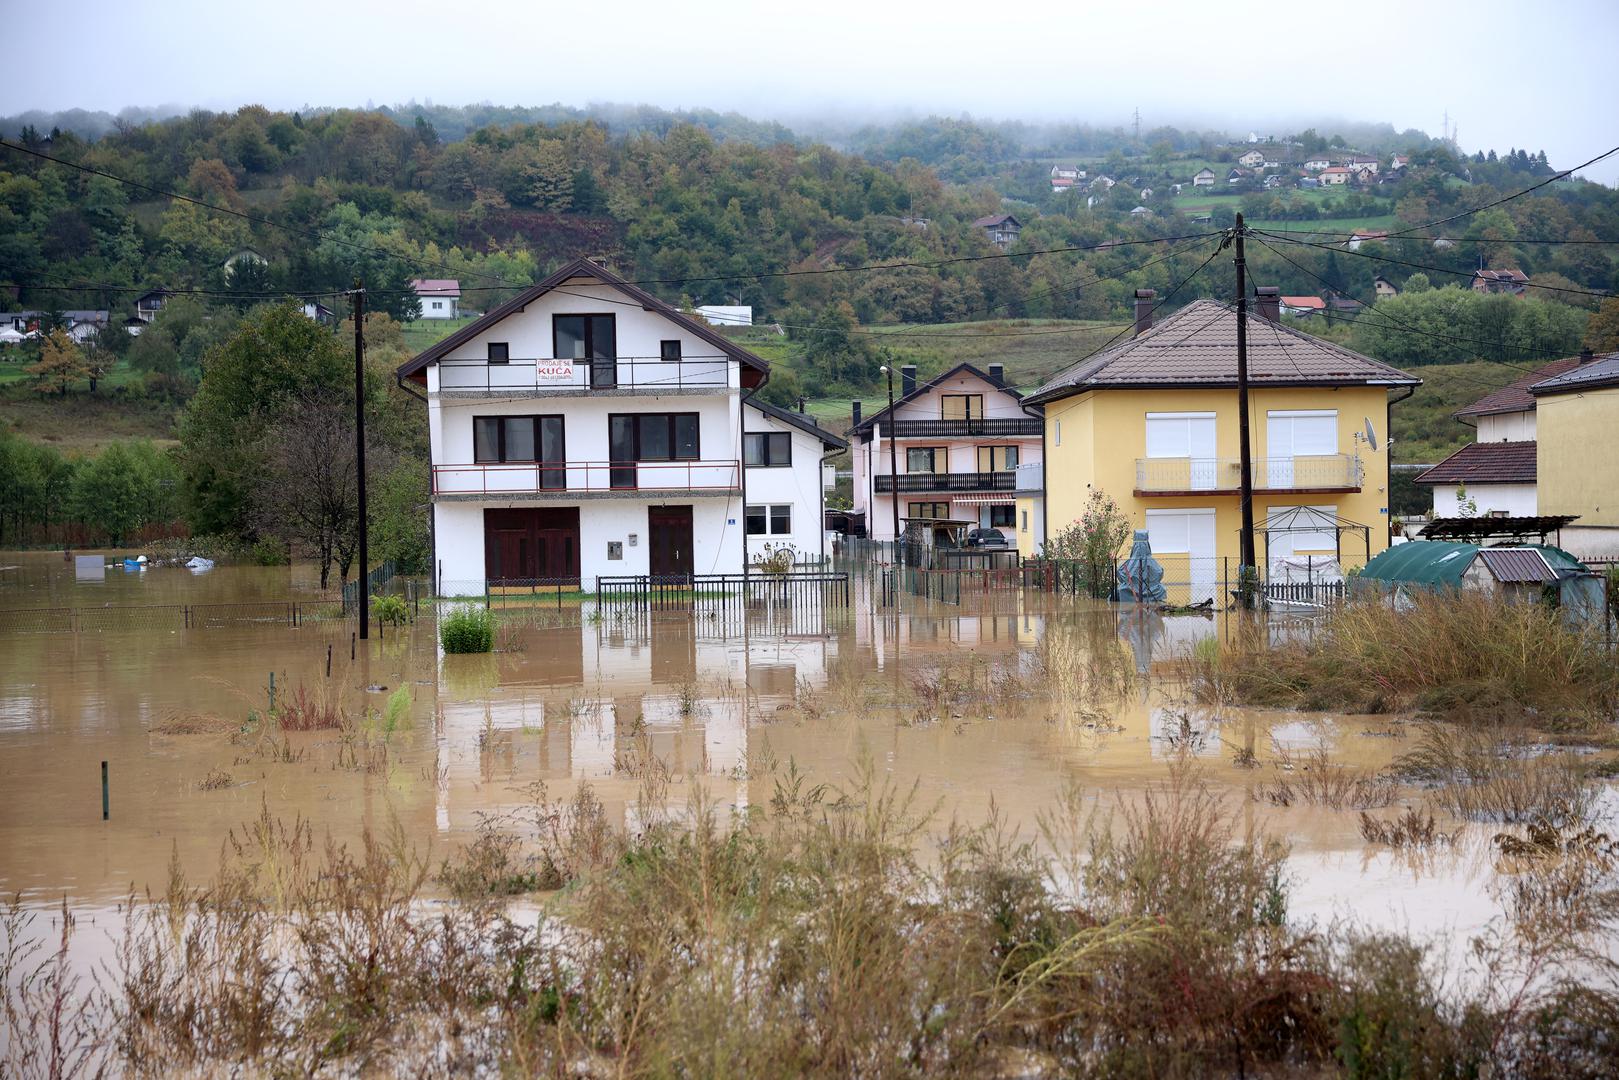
[439,603,493,653]
[1190,591,1619,727]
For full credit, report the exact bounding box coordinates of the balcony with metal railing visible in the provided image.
[434,356,733,396]
[882,417,1044,438]
[1133,454,1363,495]
[874,471,1018,494]
[432,459,741,499]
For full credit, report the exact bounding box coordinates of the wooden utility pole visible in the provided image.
[351,280,369,640]
[1233,214,1257,606]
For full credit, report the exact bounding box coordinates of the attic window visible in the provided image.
[487,342,510,364]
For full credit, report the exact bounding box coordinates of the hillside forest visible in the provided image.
[2,103,1618,558]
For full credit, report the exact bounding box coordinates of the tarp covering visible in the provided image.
[1358,541,1586,589]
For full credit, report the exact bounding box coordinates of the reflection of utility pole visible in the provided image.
[350,280,369,640]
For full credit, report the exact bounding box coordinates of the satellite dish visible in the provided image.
[1362,417,1379,452]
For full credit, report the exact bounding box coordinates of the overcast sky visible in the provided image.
[6,0,1617,183]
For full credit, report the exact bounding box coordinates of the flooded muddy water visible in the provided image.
[0,549,1605,961]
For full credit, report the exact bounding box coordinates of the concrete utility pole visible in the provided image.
[351,280,369,640]
[1233,214,1257,606]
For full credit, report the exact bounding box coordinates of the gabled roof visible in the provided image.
[1474,268,1528,284]
[1454,357,1580,417]
[1413,440,1537,486]
[410,278,461,297]
[748,397,847,451]
[973,213,1021,228]
[848,362,1036,436]
[397,257,770,381]
[1025,300,1419,404]
[1529,353,1619,396]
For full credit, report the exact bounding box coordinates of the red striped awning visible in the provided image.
[949,494,1017,506]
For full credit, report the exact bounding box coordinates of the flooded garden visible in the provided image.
[3,549,1617,1076]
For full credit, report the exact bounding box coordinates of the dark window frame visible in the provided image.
[472,414,567,469]
[745,503,792,536]
[487,342,510,364]
[940,393,984,421]
[976,444,1020,472]
[907,501,950,519]
[659,339,682,362]
[608,412,702,489]
[744,431,792,467]
[906,446,946,474]
[988,505,1016,528]
[553,312,618,389]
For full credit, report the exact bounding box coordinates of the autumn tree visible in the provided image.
[1584,297,1619,354]
[26,328,89,396]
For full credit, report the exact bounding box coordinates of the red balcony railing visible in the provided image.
[432,459,741,497]
[435,357,732,393]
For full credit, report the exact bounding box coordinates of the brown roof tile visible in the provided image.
[1026,299,1419,403]
[1454,358,1581,417]
[1413,440,1537,486]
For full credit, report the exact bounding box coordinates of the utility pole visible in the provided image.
[881,365,901,565]
[1132,106,1141,143]
[1233,214,1257,607]
[351,280,369,640]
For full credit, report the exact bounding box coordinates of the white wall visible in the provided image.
[743,406,834,564]
[1476,412,1536,441]
[1429,482,1538,518]
[420,296,458,319]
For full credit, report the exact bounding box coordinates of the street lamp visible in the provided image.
[880,365,900,565]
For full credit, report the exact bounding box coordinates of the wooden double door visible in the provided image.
[484,507,580,584]
[647,505,693,580]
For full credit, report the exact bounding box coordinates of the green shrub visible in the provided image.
[372,593,409,627]
[439,604,494,654]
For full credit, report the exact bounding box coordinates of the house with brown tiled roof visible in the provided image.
[972,213,1022,250]
[1019,288,1420,598]
[1414,352,1591,522]
[1471,268,1529,296]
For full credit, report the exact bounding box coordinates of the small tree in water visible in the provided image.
[1043,487,1132,597]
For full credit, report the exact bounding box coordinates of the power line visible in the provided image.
[1384,143,1619,239]
[1254,231,1616,300]
[1249,235,1562,372]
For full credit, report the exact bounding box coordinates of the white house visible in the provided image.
[398,258,843,593]
[1237,149,1266,168]
[694,305,752,327]
[1303,157,1333,171]
[1191,168,1216,187]
[1413,357,1586,518]
[848,363,1043,547]
[1317,166,1351,185]
[410,278,462,319]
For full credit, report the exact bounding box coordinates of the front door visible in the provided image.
[484,507,580,584]
[647,506,694,580]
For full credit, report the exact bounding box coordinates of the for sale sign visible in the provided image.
[535,359,575,385]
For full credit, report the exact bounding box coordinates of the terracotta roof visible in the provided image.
[1453,357,1580,417]
[1476,548,1556,584]
[1529,353,1619,396]
[1319,166,1352,174]
[1025,300,1420,404]
[1413,440,1537,486]
[1280,296,1325,309]
[409,278,461,297]
[397,257,769,380]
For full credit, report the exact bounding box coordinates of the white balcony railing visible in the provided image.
[436,357,732,393]
[1134,454,1362,493]
[432,459,741,497]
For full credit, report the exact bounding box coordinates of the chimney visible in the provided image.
[1133,289,1156,337]
[901,365,917,396]
[987,363,1005,385]
[851,401,861,426]
[1256,286,1281,323]
[1580,348,1596,364]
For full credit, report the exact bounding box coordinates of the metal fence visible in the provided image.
[0,599,353,634]
[596,572,851,613]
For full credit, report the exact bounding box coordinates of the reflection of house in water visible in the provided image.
[434,611,841,833]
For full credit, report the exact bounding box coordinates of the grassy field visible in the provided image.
[0,384,180,451]
[1387,360,1527,464]
[399,315,479,353]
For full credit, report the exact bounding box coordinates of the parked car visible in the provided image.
[964,528,1010,549]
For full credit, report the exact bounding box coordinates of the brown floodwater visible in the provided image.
[0,549,1603,960]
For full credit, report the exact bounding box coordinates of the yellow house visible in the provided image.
[1018,290,1421,599]
[1529,353,1619,556]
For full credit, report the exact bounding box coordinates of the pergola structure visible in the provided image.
[1419,515,1579,546]
[1254,505,1373,564]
